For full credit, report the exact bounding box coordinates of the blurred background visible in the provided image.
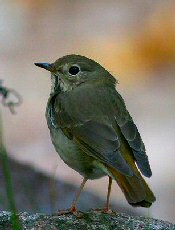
[0,0,175,223]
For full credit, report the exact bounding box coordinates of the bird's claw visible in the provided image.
[57,207,83,218]
[92,207,114,214]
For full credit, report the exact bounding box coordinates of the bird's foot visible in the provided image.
[92,207,114,214]
[102,207,114,214]
[57,206,83,218]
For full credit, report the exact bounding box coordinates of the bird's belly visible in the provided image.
[50,128,106,179]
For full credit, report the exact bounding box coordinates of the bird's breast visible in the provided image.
[49,127,106,179]
[46,94,107,179]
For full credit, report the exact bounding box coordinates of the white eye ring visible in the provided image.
[68,65,80,75]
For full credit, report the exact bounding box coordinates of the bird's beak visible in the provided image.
[34,62,54,72]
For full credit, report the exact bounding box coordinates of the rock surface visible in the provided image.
[0,211,174,230]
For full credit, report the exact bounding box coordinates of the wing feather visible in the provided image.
[114,92,152,177]
[72,120,133,176]
[52,85,152,178]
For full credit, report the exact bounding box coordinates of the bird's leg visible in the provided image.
[70,177,87,213]
[103,176,112,213]
[58,177,87,216]
[93,176,113,213]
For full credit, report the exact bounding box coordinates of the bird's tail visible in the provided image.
[109,167,156,207]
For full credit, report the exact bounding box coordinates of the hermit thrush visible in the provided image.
[35,54,156,213]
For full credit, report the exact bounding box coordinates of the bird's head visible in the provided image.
[35,54,116,93]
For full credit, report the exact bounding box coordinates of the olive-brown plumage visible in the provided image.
[35,54,156,212]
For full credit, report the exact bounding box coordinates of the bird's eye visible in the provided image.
[69,65,80,75]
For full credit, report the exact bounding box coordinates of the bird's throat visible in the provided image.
[60,80,73,92]
[51,74,59,94]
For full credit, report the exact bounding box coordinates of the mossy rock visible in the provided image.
[0,211,174,230]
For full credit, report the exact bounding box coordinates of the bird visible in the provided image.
[35,54,156,214]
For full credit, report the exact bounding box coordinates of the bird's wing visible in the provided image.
[71,120,133,176]
[52,89,133,177]
[53,85,151,177]
[113,91,152,177]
